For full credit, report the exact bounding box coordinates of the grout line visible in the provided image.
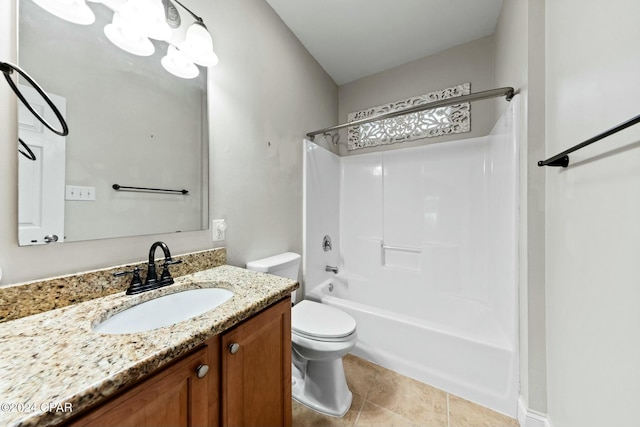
[353,386,370,427]
[353,401,363,427]
[447,393,450,427]
[364,400,416,426]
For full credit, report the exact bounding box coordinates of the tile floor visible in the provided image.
[292,354,519,427]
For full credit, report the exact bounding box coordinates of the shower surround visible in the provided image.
[303,100,519,416]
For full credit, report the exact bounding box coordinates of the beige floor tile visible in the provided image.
[293,355,516,427]
[343,354,383,398]
[448,395,519,427]
[365,366,447,426]
[354,401,422,427]
[292,393,365,427]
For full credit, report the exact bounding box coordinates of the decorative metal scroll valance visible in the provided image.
[346,83,471,151]
[306,87,514,145]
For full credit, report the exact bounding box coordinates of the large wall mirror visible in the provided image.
[17,0,209,246]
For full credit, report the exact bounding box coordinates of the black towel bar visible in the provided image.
[538,114,640,167]
[112,184,188,195]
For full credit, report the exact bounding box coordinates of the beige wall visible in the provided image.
[545,0,640,426]
[0,0,337,285]
[205,0,337,269]
[494,0,548,415]
[337,36,495,156]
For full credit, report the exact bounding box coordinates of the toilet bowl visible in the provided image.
[291,300,357,417]
[246,252,358,417]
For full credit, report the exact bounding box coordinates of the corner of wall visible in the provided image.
[518,397,553,427]
[494,0,548,418]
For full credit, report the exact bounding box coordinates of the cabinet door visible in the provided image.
[221,298,292,427]
[68,347,210,427]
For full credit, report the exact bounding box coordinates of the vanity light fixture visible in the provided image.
[179,18,219,67]
[32,0,96,25]
[127,0,173,41]
[161,44,199,79]
[161,0,219,78]
[104,11,155,56]
[32,0,218,79]
[104,0,172,56]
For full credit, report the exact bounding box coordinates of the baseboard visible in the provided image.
[518,396,552,427]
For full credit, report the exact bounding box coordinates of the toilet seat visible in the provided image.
[292,300,356,341]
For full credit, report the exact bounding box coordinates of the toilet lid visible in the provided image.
[292,300,356,339]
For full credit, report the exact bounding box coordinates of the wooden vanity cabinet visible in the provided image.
[66,297,291,427]
[67,346,212,427]
[221,297,292,427]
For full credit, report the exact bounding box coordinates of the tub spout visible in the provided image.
[325,265,338,274]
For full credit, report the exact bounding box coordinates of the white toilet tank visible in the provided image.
[246,252,301,302]
[246,252,301,280]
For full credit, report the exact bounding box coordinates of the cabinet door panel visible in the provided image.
[68,347,209,427]
[222,298,292,427]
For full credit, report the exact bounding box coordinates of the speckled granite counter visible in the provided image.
[0,248,226,323]
[0,265,298,427]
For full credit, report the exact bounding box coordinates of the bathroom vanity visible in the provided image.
[68,298,291,426]
[0,264,297,427]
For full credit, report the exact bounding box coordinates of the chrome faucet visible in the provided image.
[325,265,338,274]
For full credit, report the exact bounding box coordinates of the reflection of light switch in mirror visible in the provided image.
[212,219,227,241]
[65,185,96,201]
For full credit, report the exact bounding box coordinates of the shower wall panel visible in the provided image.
[304,100,519,415]
[302,141,341,298]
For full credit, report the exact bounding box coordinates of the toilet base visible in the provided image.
[291,359,353,418]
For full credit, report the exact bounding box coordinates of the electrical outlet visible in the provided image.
[65,185,96,201]
[212,219,227,241]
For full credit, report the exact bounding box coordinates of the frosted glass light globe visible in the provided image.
[180,22,219,67]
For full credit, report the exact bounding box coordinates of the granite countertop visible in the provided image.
[0,265,298,427]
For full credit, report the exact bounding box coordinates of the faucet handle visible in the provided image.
[113,267,143,289]
[160,259,182,283]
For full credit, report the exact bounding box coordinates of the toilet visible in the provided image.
[246,252,357,417]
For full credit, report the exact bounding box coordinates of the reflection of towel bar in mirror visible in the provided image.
[18,138,36,161]
[112,184,189,195]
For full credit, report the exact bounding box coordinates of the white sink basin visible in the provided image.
[93,288,233,334]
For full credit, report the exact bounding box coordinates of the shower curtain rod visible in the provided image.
[306,86,515,140]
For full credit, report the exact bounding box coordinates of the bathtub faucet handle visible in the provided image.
[325,265,338,274]
[322,235,333,252]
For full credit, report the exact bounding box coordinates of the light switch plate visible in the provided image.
[65,185,96,201]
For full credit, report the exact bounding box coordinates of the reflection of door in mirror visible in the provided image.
[18,84,66,246]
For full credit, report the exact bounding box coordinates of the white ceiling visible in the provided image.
[265,0,504,85]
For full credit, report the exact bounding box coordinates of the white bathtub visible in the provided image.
[303,100,520,417]
[306,275,519,417]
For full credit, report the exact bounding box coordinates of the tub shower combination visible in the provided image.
[303,97,519,416]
